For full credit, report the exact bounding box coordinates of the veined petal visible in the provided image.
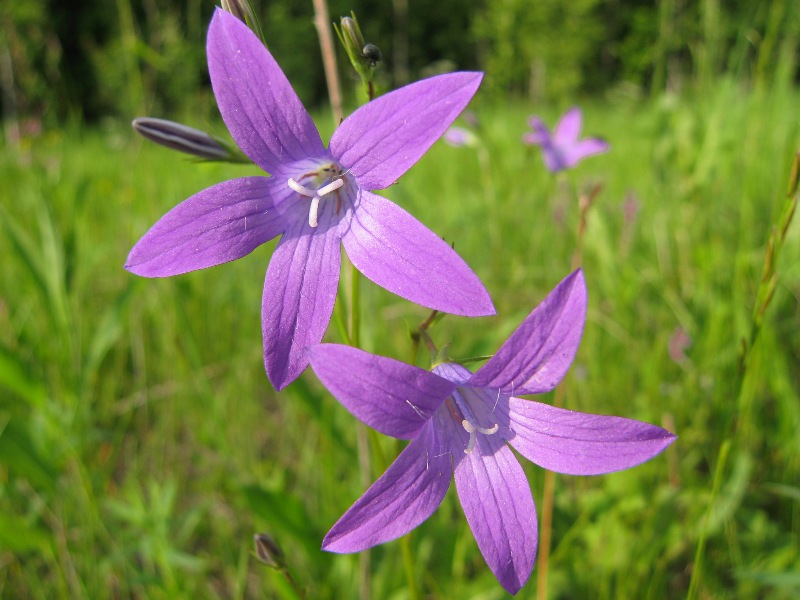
[126,177,285,277]
[262,209,340,390]
[308,344,456,439]
[323,423,452,552]
[469,270,586,395]
[563,138,609,167]
[341,191,495,317]
[553,107,582,146]
[331,72,483,190]
[454,436,537,595]
[507,398,676,475]
[207,9,324,173]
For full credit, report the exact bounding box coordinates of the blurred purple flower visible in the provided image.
[668,326,692,364]
[309,270,676,594]
[443,126,477,148]
[126,9,494,389]
[523,107,609,172]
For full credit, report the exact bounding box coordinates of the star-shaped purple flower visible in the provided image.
[125,9,495,390]
[308,270,676,594]
[523,107,609,172]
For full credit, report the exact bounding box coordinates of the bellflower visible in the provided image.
[523,107,609,172]
[126,9,494,389]
[309,270,676,594]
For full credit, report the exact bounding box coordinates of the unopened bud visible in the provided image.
[132,117,248,163]
[221,0,266,47]
[253,533,287,570]
[362,43,381,68]
[334,12,380,94]
[339,16,365,57]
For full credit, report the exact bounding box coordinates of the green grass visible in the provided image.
[1,78,799,598]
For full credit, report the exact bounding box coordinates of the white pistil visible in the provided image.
[287,176,345,228]
[461,419,499,454]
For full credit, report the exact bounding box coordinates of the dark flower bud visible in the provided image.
[253,533,287,570]
[362,43,381,68]
[132,117,249,163]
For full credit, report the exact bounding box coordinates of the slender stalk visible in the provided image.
[537,179,598,600]
[687,149,798,598]
[311,0,343,124]
[400,534,420,600]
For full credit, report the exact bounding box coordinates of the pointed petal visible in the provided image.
[469,269,586,395]
[455,438,537,595]
[331,72,483,190]
[507,398,677,475]
[308,344,456,439]
[541,146,568,173]
[341,191,495,316]
[262,210,340,390]
[126,177,285,277]
[553,107,582,146]
[207,9,323,173]
[562,138,609,167]
[523,116,549,146]
[323,423,452,552]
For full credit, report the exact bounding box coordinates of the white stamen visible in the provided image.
[288,178,315,197]
[308,196,320,227]
[317,178,344,196]
[461,419,499,454]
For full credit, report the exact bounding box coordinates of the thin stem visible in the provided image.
[400,534,420,600]
[538,177,596,600]
[350,267,361,348]
[688,149,798,598]
[311,0,343,125]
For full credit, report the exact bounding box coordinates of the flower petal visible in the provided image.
[562,138,609,167]
[262,208,340,390]
[308,344,456,439]
[454,437,537,595]
[553,107,582,146]
[507,398,676,475]
[331,72,483,190]
[523,116,549,146]
[207,9,324,173]
[323,423,452,552]
[341,191,495,317]
[126,177,286,277]
[469,269,587,395]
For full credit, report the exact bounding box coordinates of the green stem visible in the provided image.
[350,265,361,348]
[400,534,420,600]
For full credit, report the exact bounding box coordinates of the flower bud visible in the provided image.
[221,0,266,47]
[253,533,287,570]
[334,13,380,94]
[362,43,381,68]
[132,117,248,163]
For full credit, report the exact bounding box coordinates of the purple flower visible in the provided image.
[443,126,477,148]
[309,270,676,594]
[126,10,495,390]
[523,107,609,172]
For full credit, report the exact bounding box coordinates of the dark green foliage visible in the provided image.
[1,0,798,124]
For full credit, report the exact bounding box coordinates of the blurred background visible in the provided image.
[1,1,799,598]
[2,0,798,127]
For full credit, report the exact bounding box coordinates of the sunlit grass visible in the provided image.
[1,79,799,598]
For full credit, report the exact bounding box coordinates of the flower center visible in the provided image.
[461,419,499,454]
[287,163,346,228]
[446,389,500,455]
